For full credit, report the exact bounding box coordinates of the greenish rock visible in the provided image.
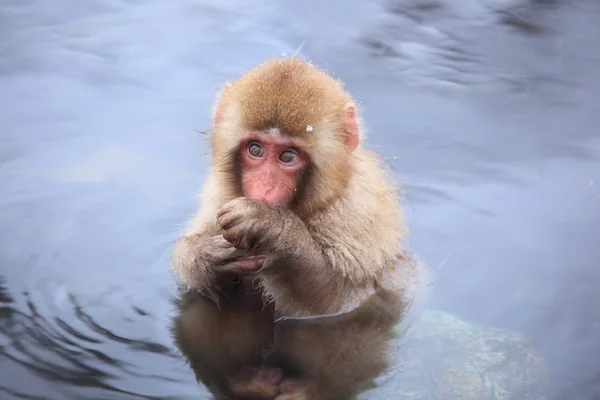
[369,310,552,400]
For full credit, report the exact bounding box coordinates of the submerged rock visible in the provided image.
[370,309,551,400]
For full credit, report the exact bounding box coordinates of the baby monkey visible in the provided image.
[171,57,417,400]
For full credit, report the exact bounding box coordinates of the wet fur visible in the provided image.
[171,57,418,399]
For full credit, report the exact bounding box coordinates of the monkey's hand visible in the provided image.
[217,197,302,254]
[172,233,265,292]
[218,198,359,317]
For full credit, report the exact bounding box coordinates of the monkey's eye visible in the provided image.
[247,142,265,158]
[279,150,299,164]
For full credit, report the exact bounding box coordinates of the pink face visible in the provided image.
[240,131,309,205]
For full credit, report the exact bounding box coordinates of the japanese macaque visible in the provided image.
[170,57,419,400]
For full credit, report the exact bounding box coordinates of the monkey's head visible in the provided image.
[210,57,362,216]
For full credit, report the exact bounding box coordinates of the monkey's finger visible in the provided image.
[229,372,279,398]
[216,206,229,219]
[216,197,248,218]
[221,227,251,249]
[276,379,312,400]
[216,210,244,230]
[216,246,257,261]
[212,235,234,248]
[255,368,284,386]
[224,256,266,273]
[278,379,305,394]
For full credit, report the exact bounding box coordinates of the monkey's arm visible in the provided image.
[171,222,261,304]
[217,198,394,317]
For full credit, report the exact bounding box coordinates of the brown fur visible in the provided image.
[170,57,418,399]
[212,58,364,218]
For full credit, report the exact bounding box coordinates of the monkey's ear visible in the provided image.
[213,82,234,125]
[344,104,360,152]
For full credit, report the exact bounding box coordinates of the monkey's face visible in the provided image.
[212,58,362,215]
[238,129,309,206]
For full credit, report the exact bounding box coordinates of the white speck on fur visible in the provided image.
[306,125,313,132]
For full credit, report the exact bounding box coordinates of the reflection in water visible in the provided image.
[171,266,414,400]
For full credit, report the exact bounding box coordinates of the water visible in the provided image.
[1,0,599,398]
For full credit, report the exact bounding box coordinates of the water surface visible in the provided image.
[1,0,599,399]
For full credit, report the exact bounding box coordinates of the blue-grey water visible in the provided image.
[1,0,599,399]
